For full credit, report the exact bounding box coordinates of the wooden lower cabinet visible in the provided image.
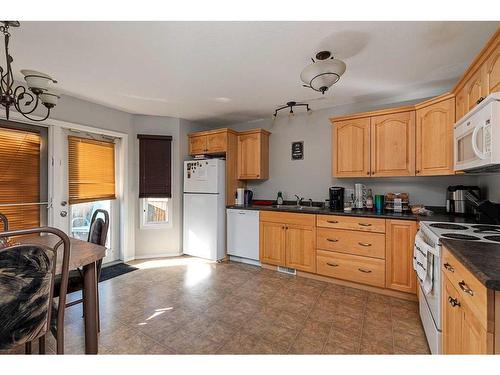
[285,224,316,273]
[385,220,417,293]
[259,221,286,266]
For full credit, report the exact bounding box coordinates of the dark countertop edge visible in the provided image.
[441,238,500,291]
[226,205,476,223]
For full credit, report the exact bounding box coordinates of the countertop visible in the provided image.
[441,239,500,291]
[226,204,478,223]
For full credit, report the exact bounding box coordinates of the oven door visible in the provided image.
[454,110,491,171]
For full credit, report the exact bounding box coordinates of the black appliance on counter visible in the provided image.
[329,187,344,211]
[244,190,253,205]
[464,191,500,224]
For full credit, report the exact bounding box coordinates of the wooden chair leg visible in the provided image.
[38,335,46,354]
[25,341,32,354]
[97,285,100,333]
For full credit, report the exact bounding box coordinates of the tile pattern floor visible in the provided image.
[2,257,430,355]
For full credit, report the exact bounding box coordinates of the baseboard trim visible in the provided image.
[131,252,183,260]
[260,263,417,302]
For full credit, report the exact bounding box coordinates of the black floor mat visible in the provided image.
[100,263,139,282]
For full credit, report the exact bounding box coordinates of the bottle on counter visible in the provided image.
[277,191,284,205]
[366,189,374,209]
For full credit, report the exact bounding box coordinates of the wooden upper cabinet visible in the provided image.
[189,134,208,155]
[370,111,416,177]
[415,95,455,176]
[485,47,500,95]
[455,86,467,121]
[237,129,270,180]
[465,67,488,112]
[285,224,316,273]
[206,131,227,153]
[385,219,417,294]
[332,118,370,177]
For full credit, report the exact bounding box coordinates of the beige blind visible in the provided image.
[0,126,41,230]
[68,136,116,205]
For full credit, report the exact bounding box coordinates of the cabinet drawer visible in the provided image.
[260,211,315,226]
[317,228,385,259]
[442,247,489,330]
[317,215,386,233]
[316,250,385,288]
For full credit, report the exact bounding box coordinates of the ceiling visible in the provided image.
[6,21,499,125]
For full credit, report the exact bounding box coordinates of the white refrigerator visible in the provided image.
[183,159,226,261]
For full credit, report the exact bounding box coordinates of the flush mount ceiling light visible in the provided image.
[0,21,60,121]
[300,51,346,95]
[273,101,310,118]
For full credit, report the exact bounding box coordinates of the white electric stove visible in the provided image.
[416,221,500,354]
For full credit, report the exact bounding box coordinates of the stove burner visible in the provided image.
[484,235,500,243]
[442,233,480,240]
[429,223,468,230]
[471,225,500,234]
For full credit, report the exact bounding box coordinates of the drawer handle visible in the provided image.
[358,268,372,273]
[358,223,372,227]
[358,242,372,247]
[327,220,339,224]
[448,296,461,308]
[443,262,455,273]
[458,280,474,296]
[326,238,338,242]
[326,262,339,267]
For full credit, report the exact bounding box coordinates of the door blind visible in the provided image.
[137,134,172,198]
[68,136,116,205]
[0,126,41,230]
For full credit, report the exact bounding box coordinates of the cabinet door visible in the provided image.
[385,220,417,293]
[461,302,489,354]
[238,133,261,179]
[416,97,455,176]
[285,224,316,273]
[206,132,227,153]
[485,48,500,95]
[371,111,415,176]
[332,118,370,177]
[455,86,467,121]
[465,67,487,112]
[443,277,462,354]
[189,135,207,155]
[259,221,285,266]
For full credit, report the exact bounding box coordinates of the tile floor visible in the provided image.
[2,256,430,355]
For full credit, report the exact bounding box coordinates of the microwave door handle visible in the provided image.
[471,123,486,160]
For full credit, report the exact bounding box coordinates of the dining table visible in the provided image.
[17,234,106,354]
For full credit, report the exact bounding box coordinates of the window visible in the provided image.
[140,197,170,228]
[137,134,172,198]
[0,121,48,230]
[70,200,111,248]
[68,136,116,204]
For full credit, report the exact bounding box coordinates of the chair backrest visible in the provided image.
[0,227,70,354]
[0,213,8,231]
[88,209,109,247]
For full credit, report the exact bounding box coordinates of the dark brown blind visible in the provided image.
[138,134,172,198]
[68,136,116,205]
[0,126,41,230]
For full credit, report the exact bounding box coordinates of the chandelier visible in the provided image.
[300,51,346,94]
[0,21,59,122]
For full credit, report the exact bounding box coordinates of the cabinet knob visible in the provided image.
[443,262,455,273]
[448,296,461,307]
[366,172,370,175]
[416,170,420,174]
[476,97,485,105]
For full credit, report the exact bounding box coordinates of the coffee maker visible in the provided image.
[446,185,480,215]
[329,187,344,211]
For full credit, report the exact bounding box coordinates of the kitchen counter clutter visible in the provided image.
[441,238,500,290]
[226,204,478,223]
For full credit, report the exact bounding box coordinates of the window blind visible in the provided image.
[68,136,116,205]
[138,134,172,198]
[0,126,41,230]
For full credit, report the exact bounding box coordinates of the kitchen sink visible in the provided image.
[271,205,323,211]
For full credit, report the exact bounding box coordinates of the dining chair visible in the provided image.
[52,209,109,331]
[0,227,71,354]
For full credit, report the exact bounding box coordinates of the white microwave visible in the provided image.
[454,93,500,173]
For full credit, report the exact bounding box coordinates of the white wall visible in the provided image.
[228,98,479,207]
[478,174,500,202]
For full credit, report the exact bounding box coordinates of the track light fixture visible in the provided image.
[273,101,310,118]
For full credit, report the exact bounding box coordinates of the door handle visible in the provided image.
[327,220,338,224]
[448,296,461,307]
[358,223,372,227]
[326,238,338,242]
[358,268,372,273]
[458,280,474,296]
[358,242,372,247]
[443,262,455,273]
[60,210,68,217]
[326,262,339,267]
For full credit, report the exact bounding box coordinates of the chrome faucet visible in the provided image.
[294,194,303,206]
[308,198,314,207]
